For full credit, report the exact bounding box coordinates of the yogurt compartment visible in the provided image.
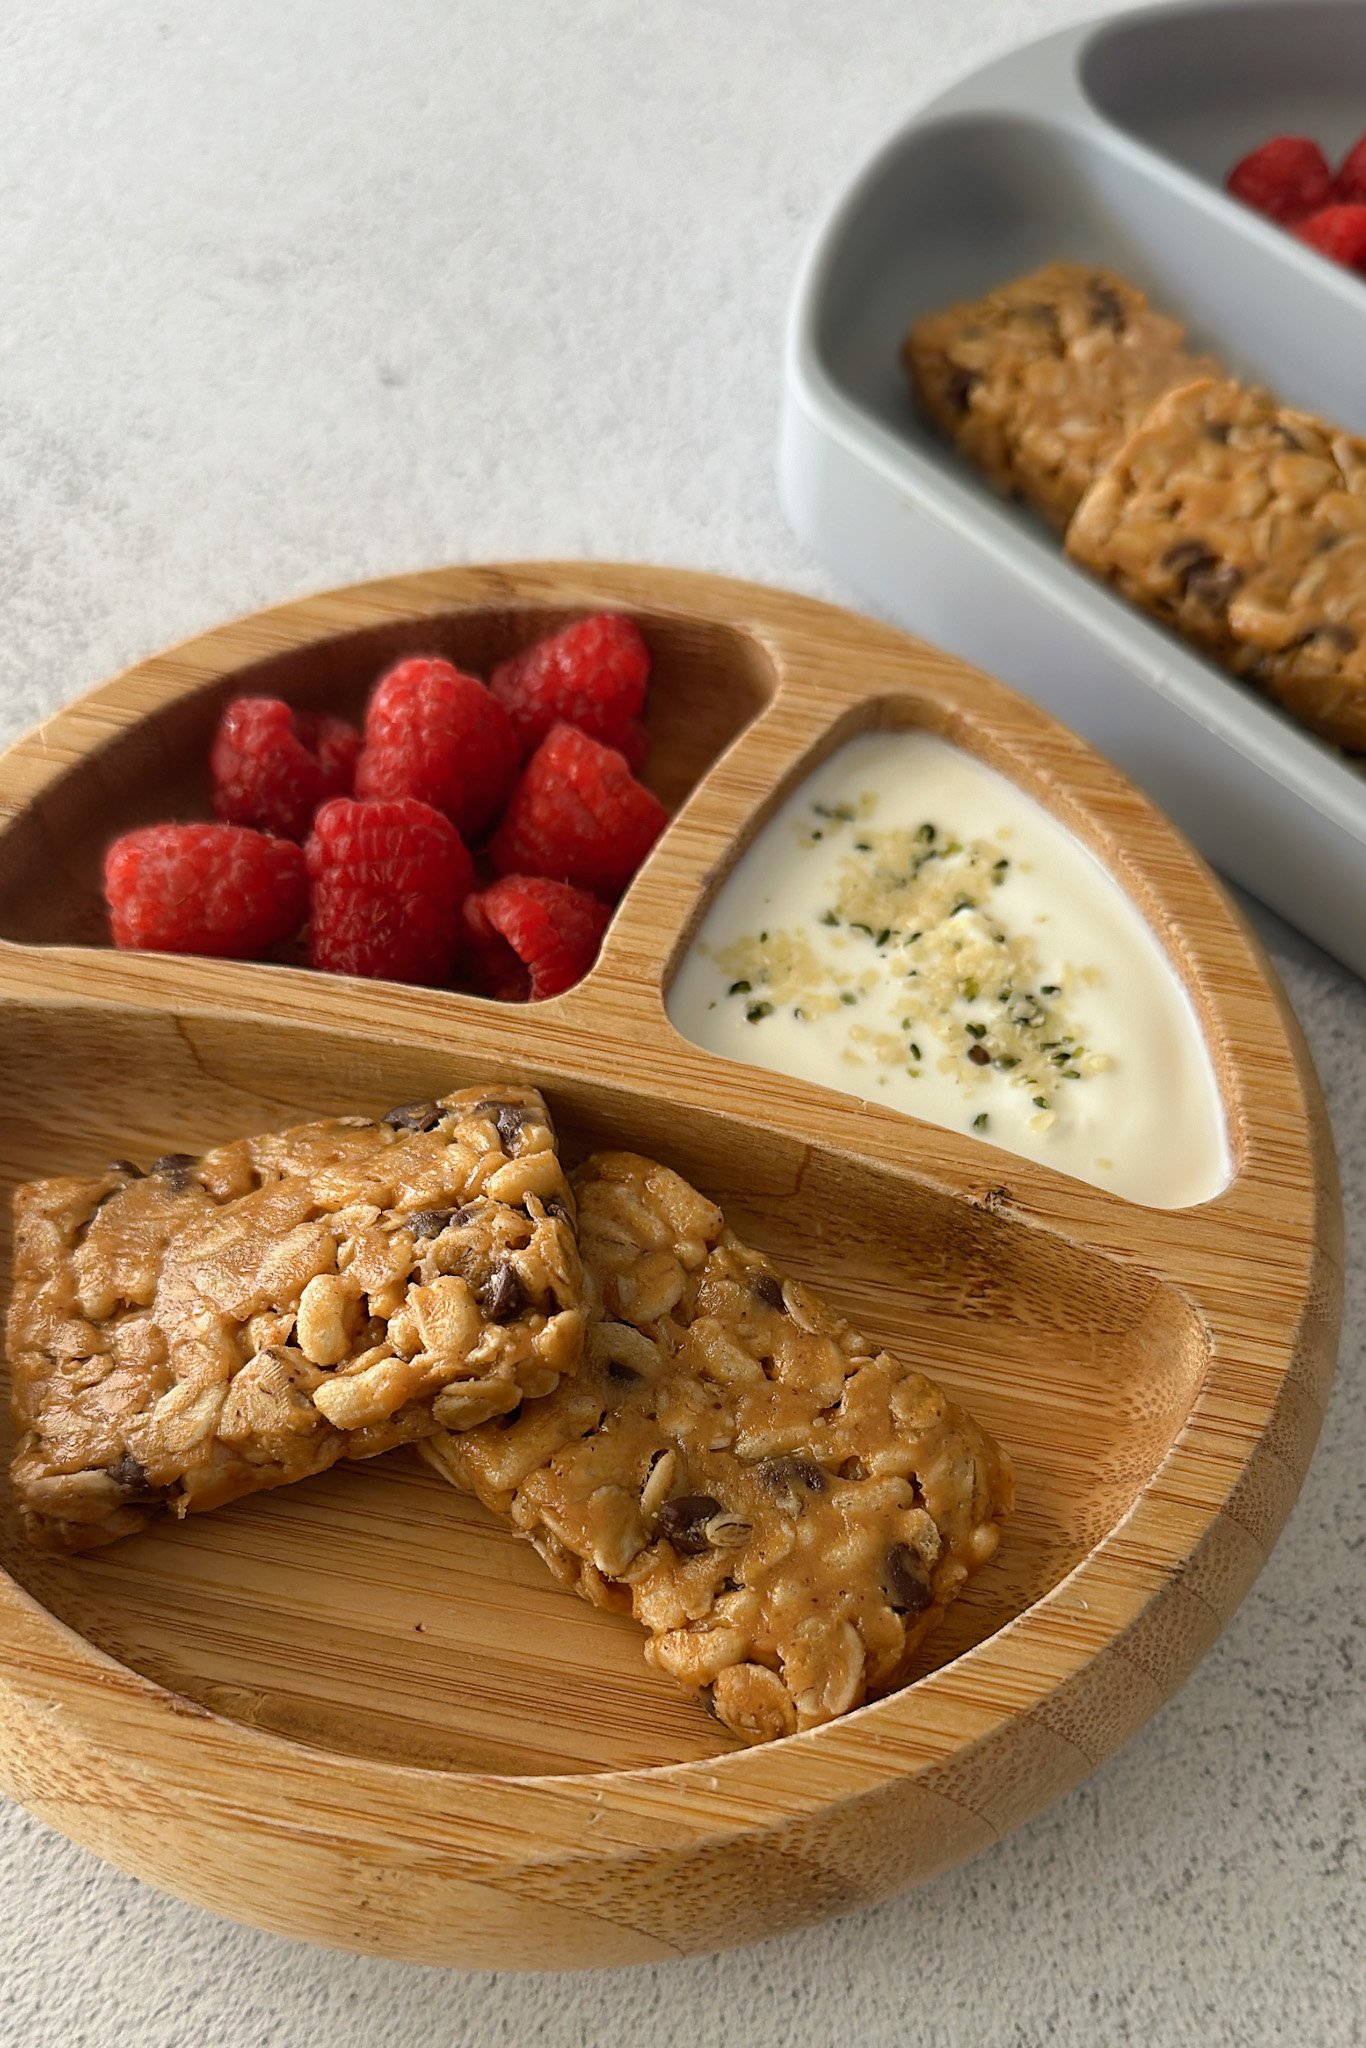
[668,730,1229,1209]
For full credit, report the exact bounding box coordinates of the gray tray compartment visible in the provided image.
[782,0,1366,976]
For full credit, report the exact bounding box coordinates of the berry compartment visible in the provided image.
[0,583,776,954]
[1082,0,1366,196]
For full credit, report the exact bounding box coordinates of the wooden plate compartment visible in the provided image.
[0,563,1342,1968]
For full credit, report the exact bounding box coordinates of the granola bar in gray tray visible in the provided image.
[1067,377,1366,754]
[904,261,1218,532]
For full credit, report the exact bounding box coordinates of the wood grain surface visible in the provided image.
[0,563,1343,1968]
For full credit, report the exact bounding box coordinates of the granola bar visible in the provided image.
[904,262,1218,530]
[422,1151,1011,1745]
[1066,377,1366,752]
[8,1085,582,1552]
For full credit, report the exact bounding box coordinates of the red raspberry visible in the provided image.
[1336,132,1366,203]
[1297,202,1366,270]
[490,614,650,756]
[489,722,668,899]
[210,696,360,840]
[305,796,474,984]
[355,657,519,841]
[104,823,307,958]
[1227,136,1333,223]
[462,875,611,1001]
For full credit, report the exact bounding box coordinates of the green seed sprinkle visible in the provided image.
[728,980,751,995]
[973,1112,989,1131]
[745,1002,773,1023]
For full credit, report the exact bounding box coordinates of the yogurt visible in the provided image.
[667,731,1229,1208]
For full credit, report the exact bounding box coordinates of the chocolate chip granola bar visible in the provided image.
[8,1085,582,1552]
[1067,377,1366,752]
[904,262,1218,531]
[422,1150,1011,1745]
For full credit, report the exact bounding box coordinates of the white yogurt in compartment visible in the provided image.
[668,731,1228,1209]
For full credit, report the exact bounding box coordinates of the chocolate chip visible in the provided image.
[655,1494,724,1555]
[886,1542,934,1615]
[1161,539,1215,578]
[107,1159,143,1178]
[150,1153,196,1191]
[752,1273,784,1310]
[408,1209,455,1239]
[758,1456,825,1495]
[1086,279,1126,332]
[383,1101,442,1132]
[1020,301,1061,341]
[1203,420,1232,444]
[944,365,980,416]
[107,1453,163,1502]
[494,1104,529,1149]
[1293,622,1358,654]
[967,1043,991,1066]
[1159,541,1239,607]
[479,1259,526,1324]
[1185,560,1243,608]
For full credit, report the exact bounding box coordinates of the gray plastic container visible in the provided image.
[781,0,1366,976]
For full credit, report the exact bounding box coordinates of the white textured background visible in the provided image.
[0,3,1362,2042]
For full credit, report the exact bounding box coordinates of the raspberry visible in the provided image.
[305,796,473,983]
[1297,202,1366,270]
[1227,136,1333,223]
[355,657,519,841]
[104,824,307,958]
[210,696,360,840]
[489,722,668,899]
[1337,132,1366,204]
[462,875,611,1001]
[490,614,650,756]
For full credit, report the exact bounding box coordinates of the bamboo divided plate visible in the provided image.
[0,563,1343,1970]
